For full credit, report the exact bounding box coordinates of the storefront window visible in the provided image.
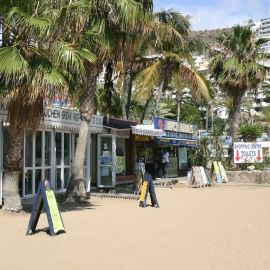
[56,132,62,166]
[56,168,62,190]
[44,131,51,166]
[178,147,188,168]
[21,129,76,196]
[35,169,42,192]
[64,168,70,188]
[64,133,70,165]
[24,130,54,195]
[25,135,33,167]
[99,136,114,187]
[167,147,178,177]
[35,131,42,167]
[116,138,126,176]
[24,170,33,195]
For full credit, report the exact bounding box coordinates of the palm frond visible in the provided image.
[31,66,68,99]
[0,46,29,83]
[113,0,149,31]
[179,63,212,103]
[52,42,96,75]
[134,60,161,100]
[7,7,50,32]
[151,20,183,47]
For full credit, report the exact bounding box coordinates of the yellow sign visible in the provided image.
[46,190,65,233]
[139,181,148,202]
[134,135,151,142]
[116,156,126,174]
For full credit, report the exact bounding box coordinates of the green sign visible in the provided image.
[116,156,125,174]
[46,190,65,233]
[26,180,65,236]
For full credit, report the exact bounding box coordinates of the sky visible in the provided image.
[154,0,270,30]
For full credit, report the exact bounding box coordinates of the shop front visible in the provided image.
[96,118,136,188]
[132,124,166,178]
[0,103,103,198]
[131,119,197,179]
[23,107,103,197]
[154,117,198,177]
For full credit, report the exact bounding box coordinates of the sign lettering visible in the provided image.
[234,142,263,163]
[154,116,195,134]
[26,180,65,236]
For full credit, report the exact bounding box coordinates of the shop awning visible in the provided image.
[132,124,166,137]
[156,137,197,147]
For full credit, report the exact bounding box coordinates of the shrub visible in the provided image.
[238,124,263,142]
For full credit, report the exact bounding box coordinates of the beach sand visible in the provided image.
[1,184,270,270]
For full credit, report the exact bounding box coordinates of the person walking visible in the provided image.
[161,149,169,178]
[156,148,163,178]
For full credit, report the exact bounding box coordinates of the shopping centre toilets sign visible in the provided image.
[234,142,263,163]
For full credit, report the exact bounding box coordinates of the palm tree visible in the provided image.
[65,0,154,201]
[134,10,212,121]
[210,25,267,141]
[0,1,95,211]
[0,2,66,211]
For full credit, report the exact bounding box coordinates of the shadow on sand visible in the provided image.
[22,194,101,214]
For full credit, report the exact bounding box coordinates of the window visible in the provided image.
[116,138,126,176]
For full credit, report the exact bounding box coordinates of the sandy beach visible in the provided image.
[1,184,270,270]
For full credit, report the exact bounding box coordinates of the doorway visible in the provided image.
[97,134,116,188]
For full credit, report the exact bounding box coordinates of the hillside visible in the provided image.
[190,28,230,48]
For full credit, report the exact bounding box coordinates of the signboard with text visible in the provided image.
[0,102,103,131]
[154,116,195,134]
[234,142,263,163]
[139,174,159,208]
[26,180,65,236]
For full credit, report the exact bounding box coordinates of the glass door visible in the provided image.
[55,132,72,191]
[23,130,54,196]
[97,135,116,188]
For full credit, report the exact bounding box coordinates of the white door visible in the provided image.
[97,134,116,188]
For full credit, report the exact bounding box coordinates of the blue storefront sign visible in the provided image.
[154,116,196,134]
[154,117,198,147]
[155,137,197,147]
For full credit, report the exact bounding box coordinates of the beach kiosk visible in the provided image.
[0,102,103,199]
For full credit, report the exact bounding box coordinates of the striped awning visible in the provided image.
[156,137,197,147]
[132,124,166,137]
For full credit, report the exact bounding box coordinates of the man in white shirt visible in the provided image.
[161,150,169,178]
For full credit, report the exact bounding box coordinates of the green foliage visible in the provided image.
[95,84,122,118]
[212,117,226,137]
[180,103,203,128]
[238,124,263,142]
[188,137,210,167]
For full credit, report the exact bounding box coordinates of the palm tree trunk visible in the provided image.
[177,95,181,121]
[121,59,130,120]
[104,61,113,116]
[3,121,23,211]
[140,94,153,124]
[65,63,98,201]
[231,91,245,141]
[205,103,210,131]
[153,78,165,116]
[126,72,134,120]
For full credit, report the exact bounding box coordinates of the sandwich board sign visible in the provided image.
[218,161,228,183]
[234,142,263,163]
[209,161,228,183]
[139,174,159,208]
[210,161,223,183]
[189,166,210,187]
[26,180,65,236]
